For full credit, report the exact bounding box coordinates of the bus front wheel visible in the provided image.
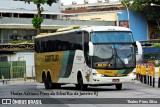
[77,74,88,91]
[115,84,122,90]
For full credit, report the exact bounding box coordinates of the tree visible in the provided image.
[25,0,57,34]
[131,0,160,20]
[121,0,160,30]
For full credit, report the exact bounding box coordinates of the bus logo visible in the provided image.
[45,55,59,62]
[2,99,11,104]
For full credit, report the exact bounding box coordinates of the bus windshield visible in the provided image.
[91,31,135,69]
[91,31,133,43]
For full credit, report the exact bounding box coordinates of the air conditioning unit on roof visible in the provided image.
[84,0,89,4]
[72,1,77,5]
[97,0,102,3]
[104,0,109,3]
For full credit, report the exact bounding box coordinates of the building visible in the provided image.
[61,0,148,41]
[0,43,35,78]
[117,9,148,41]
[0,0,115,44]
[0,0,62,44]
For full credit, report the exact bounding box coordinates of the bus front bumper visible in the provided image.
[91,76,135,85]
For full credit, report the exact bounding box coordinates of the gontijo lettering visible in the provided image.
[45,55,59,62]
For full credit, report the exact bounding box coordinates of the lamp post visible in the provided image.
[151,3,160,6]
[122,1,130,28]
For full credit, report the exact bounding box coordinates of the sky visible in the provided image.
[61,0,120,5]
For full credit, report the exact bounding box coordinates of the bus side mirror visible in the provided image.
[89,42,93,56]
[133,42,136,47]
[136,41,143,54]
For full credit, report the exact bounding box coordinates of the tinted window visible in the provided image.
[35,31,85,53]
[91,31,133,43]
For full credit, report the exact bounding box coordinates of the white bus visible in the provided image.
[35,26,136,90]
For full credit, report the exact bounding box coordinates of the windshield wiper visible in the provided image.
[114,49,127,68]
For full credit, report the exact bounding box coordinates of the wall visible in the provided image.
[118,10,148,41]
[15,52,35,77]
[1,52,35,77]
[68,11,117,21]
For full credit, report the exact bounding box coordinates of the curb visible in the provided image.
[0,79,36,86]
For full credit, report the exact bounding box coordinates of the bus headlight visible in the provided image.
[93,73,105,77]
[128,72,135,77]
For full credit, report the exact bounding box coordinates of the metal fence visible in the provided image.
[136,47,160,66]
[136,63,160,88]
[10,66,26,79]
[0,61,26,79]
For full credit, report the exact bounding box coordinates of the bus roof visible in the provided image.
[35,26,131,38]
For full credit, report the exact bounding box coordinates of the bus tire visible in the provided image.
[44,73,52,89]
[75,84,80,89]
[115,84,122,90]
[77,74,88,91]
[42,72,49,89]
[44,78,49,89]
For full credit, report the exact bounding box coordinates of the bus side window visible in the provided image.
[76,31,82,50]
[58,40,62,51]
[70,43,76,50]
[63,41,70,51]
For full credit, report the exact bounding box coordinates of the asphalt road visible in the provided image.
[0,80,160,107]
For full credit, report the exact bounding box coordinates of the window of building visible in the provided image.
[19,13,34,18]
[52,15,57,19]
[2,13,12,17]
[0,56,8,62]
[119,20,129,28]
[13,13,19,17]
[46,15,51,19]
[18,56,24,61]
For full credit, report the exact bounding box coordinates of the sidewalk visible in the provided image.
[0,78,36,86]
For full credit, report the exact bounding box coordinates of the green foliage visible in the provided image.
[143,53,160,67]
[40,7,44,12]
[25,0,57,5]
[144,54,158,61]
[12,40,34,44]
[152,43,160,47]
[32,16,43,28]
[46,0,57,6]
[131,0,160,20]
[121,0,130,7]
[24,0,46,4]
[25,0,57,34]
[32,0,47,5]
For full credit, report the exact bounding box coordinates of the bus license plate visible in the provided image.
[112,79,119,82]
